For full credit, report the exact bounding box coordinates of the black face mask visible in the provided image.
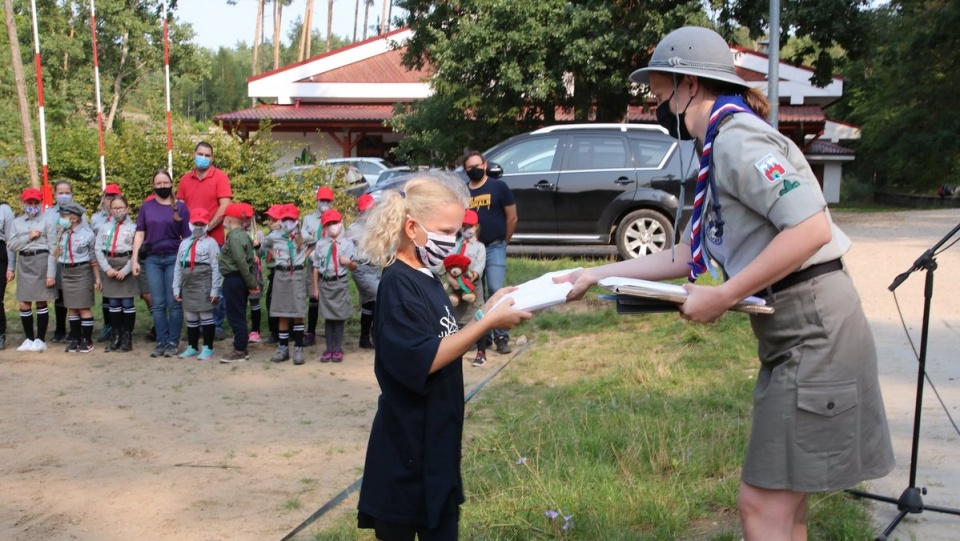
[466,167,485,182]
[154,187,173,199]
[655,101,694,141]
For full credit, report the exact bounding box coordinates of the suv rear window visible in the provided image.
[629,138,674,168]
[567,135,629,170]
[498,137,560,174]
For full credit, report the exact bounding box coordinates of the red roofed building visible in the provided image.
[215,29,856,202]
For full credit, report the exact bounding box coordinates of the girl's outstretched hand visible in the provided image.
[481,287,532,330]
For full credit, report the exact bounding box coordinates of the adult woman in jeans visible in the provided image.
[132,169,191,357]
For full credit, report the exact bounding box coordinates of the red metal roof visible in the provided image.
[297,48,431,84]
[214,104,396,123]
[248,27,412,83]
[806,140,854,155]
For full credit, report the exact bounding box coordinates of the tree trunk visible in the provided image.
[273,0,282,70]
[305,0,314,57]
[3,0,39,188]
[105,32,129,132]
[362,0,370,40]
[326,0,334,52]
[252,0,263,106]
[380,0,388,34]
[352,0,359,42]
[297,0,308,60]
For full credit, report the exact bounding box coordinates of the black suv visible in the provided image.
[366,124,697,259]
[478,124,697,259]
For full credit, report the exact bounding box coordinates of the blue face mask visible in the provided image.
[195,155,212,170]
[56,194,72,206]
[57,217,72,229]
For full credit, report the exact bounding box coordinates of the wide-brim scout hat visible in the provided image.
[629,26,747,88]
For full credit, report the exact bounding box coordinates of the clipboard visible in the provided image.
[598,277,774,315]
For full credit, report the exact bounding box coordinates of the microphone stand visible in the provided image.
[847,220,960,541]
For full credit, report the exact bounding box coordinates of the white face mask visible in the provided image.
[318,202,332,213]
[191,225,207,238]
[326,223,342,237]
[280,220,298,234]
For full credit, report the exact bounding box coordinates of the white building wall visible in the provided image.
[821,162,843,204]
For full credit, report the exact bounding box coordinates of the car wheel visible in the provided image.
[615,209,674,260]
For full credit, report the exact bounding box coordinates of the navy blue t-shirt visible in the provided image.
[358,260,465,528]
[468,178,515,246]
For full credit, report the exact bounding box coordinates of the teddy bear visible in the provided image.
[442,253,479,307]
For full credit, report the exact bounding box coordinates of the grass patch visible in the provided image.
[306,256,876,540]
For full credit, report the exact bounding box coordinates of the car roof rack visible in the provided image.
[531,123,668,135]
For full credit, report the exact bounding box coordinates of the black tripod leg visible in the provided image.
[877,510,909,541]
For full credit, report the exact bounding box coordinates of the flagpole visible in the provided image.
[28,0,52,208]
[162,0,173,177]
[89,0,106,190]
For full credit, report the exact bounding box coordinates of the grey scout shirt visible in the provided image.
[684,113,850,279]
[56,223,97,264]
[8,213,57,278]
[95,218,137,275]
[172,235,222,299]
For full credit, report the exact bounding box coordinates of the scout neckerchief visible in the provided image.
[106,219,121,257]
[284,232,296,276]
[180,237,200,270]
[323,237,339,279]
[687,94,762,282]
[454,237,467,256]
[63,226,75,264]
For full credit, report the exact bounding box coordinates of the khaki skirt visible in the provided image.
[101,255,140,298]
[16,252,54,302]
[270,268,307,318]
[180,264,217,313]
[61,263,95,309]
[318,275,352,320]
[743,268,895,492]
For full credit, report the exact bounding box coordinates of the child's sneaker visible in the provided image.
[17,338,35,352]
[293,346,305,365]
[248,331,261,343]
[30,339,47,352]
[320,350,333,363]
[331,351,343,363]
[178,346,199,359]
[197,346,215,361]
[220,350,249,363]
[64,339,79,353]
[472,350,487,367]
[303,332,316,346]
[271,345,290,363]
[76,338,94,354]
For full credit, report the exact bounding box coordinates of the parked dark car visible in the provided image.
[367,124,698,259]
[275,164,369,198]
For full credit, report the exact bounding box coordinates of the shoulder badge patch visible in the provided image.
[754,153,786,183]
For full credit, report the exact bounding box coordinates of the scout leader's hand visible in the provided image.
[480,286,532,330]
[554,267,596,302]
[679,283,736,324]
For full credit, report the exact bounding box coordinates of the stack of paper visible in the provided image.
[598,277,773,315]
[489,268,580,313]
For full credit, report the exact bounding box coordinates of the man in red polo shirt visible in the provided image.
[178,141,233,339]
[177,141,232,246]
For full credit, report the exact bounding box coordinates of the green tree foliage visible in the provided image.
[392,0,707,165]
[715,0,869,87]
[834,1,960,191]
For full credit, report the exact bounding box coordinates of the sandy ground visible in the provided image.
[2,209,959,541]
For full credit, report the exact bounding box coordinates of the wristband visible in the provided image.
[474,309,484,321]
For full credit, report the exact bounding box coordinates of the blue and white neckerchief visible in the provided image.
[688,95,763,282]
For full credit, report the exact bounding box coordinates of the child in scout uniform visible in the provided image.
[263,204,311,365]
[301,186,335,346]
[453,210,488,366]
[218,203,260,363]
[44,179,88,344]
[172,208,221,361]
[311,209,356,362]
[238,202,265,344]
[262,204,284,344]
[8,188,57,352]
[56,201,101,353]
[91,183,123,343]
[346,194,380,349]
[95,194,138,352]
[0,198,16,351]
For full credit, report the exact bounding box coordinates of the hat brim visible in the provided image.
[629,65,748,88]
